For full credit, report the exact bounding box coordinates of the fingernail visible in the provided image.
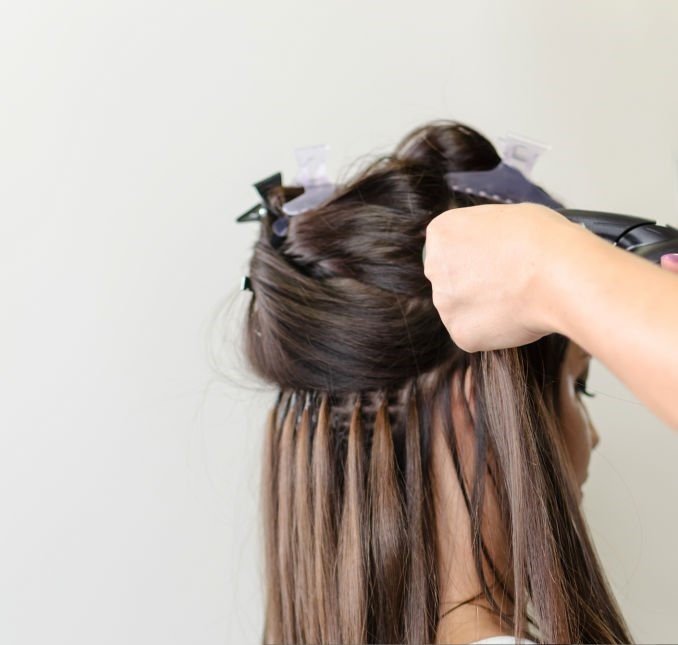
[661,253,678,263]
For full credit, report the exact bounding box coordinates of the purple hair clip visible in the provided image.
[444,134,563,208]
[445,161,563,209]
[281,144,336,216]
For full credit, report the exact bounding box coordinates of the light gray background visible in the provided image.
[2,1,677,643]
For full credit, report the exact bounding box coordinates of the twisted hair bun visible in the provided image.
[393,119,500,174]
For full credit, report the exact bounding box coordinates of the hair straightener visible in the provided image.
[554,209,678,264]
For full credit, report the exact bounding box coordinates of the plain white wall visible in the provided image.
[2,1,677,643]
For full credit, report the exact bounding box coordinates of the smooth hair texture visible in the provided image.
[239,120,633,643]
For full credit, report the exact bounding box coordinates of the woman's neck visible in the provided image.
[435,601,515,644]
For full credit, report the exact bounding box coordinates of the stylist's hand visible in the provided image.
[424,203,678,353]
[424,203,577,351]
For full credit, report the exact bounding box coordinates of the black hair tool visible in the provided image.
[555,209,678,264]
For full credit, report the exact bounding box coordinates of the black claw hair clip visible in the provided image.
[240,276,253,292]
[236,172,286,294]
[236,145,336,253]
[236,171,282,223]
[236,171,291,250]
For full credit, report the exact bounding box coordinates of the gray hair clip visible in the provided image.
[444,161,563,209]
[444,132,562,207]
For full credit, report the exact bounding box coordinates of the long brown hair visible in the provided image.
[237,120,633,643]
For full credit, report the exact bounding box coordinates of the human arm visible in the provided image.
[538,220,678,430]
[424,203,678,430]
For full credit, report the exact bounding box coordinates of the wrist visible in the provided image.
[531,220,604,339]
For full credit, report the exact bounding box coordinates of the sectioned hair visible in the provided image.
[239,120,633,644]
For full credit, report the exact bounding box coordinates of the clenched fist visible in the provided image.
[423,203,587,352]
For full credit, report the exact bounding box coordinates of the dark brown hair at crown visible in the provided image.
[237,120,633,643]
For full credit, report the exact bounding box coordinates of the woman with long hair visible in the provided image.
[236,120,633,644]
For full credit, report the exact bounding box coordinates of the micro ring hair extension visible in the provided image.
[276,395,298,644]
[261,401,282,644]
[402,380,436,642]
[230,120,635,644]
[311,393,340,643]
[292,397,315,642]
[368,391,407,642]
[337,393,368,643]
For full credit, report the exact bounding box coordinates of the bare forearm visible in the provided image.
[541,224,678,430]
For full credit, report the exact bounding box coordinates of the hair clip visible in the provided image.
[271,145,337,246]
[445,161,563,209]
[497,133,551,177]
[235,171,289,249]
[235,147,337,250]
[281,144,336,216]
[240,275,253,292]
[236,172,283,223]
[444,134,563,208]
